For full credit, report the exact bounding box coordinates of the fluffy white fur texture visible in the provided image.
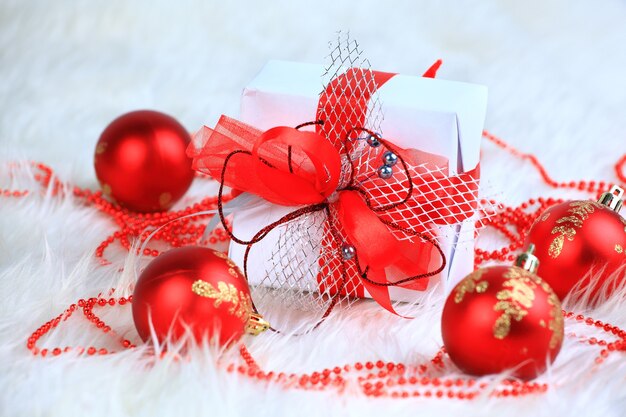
[1,0,625,416]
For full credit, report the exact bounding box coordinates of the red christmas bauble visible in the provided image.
[526,192,626,302]
[132,246,253,346]
[442,264,564,380]
[94,110,194,212]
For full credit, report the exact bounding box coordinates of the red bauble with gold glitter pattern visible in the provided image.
[94,110,195,212]
[526,186,626,302]
[132,246,257,347]
[442,251,564,380]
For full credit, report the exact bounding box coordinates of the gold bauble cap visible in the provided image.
[246,312,270,336]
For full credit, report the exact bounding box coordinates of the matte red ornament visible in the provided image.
[526,186,626,302]
[442,248,564,380]
[132,246,254,347]
[94,110,194,212]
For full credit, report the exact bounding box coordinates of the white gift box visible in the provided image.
[227,60,488,300]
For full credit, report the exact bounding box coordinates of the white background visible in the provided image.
[1,1,625,416]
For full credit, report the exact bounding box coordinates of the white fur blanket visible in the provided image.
[1,0,625,416]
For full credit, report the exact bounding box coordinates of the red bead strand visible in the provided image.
[474,131,625,266]
[26,294,626,400]
[2,162,232,263]
[9,129,626,400]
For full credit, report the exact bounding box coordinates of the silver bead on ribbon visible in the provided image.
[341,244,356,260]
[377,165,393,179]
[366,134,381,148]
[382,151,398,167]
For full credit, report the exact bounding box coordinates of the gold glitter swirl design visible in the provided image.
[101,183,112,196]
[212,250,244,278]
[213,251,228,259]
[493,267,563,348]
[191,280,252,321]
[95,142,108,155]
[454,269,488,303]
[493,268,535,339]
[548,201,600,259]
[548,235,566,259]
[159,192,172,208]
[616,244,624,254]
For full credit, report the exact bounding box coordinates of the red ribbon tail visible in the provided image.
[361,269,412,319]
[422,60,442,78]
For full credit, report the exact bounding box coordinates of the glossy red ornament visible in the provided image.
[526,186,626,302]
[442,250,564,380]
[132,246,254,347]
[94,110,195,212]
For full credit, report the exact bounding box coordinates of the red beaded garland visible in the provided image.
[1,162,232,263]
[25,293,626,400]
[6,129,626,400]
[4,130,623,267]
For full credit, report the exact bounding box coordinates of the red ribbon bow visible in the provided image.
[187,64,479,317]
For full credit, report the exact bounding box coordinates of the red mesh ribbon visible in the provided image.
[316,68,395,150]
[188,69,480,316]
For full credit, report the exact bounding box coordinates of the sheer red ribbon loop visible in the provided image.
[189,116,342,206]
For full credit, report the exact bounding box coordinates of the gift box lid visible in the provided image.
[241,60,488,174]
